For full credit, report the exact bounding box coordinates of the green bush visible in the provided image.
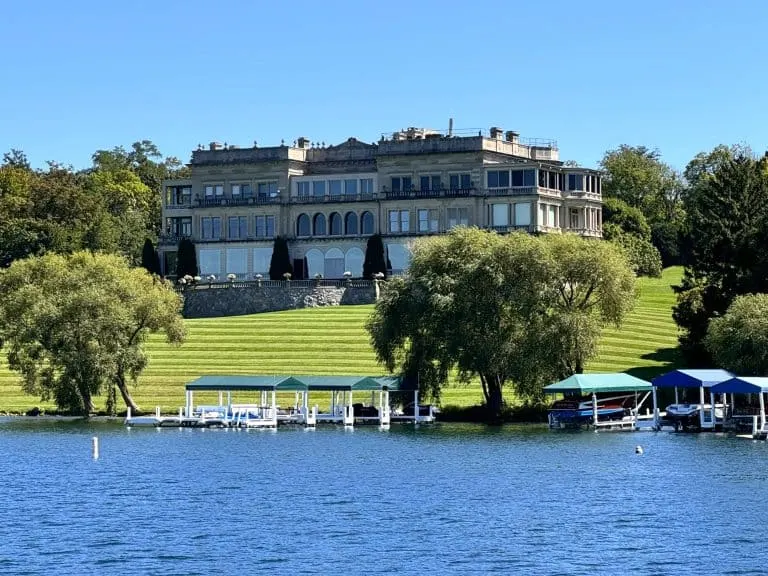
[610,231,663,277]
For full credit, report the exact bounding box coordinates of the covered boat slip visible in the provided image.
[651,369,733,431]
[125,374,435,428]
[544,373,653,430]
[710,377,768,439]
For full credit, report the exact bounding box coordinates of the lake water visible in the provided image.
[1,419,767,575]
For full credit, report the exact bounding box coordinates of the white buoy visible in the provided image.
[635,445,644,455]
[92,436,99,460]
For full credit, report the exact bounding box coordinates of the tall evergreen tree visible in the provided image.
[363,234,388,279]
[141,238,158,275]
[268,236,293,280]
[175,238,198,279]
[674,154,768,365]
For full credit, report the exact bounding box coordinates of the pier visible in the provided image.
[125,374,436,429]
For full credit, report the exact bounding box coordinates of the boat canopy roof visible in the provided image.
[185,374,406,392]
[710,377,768,394]
[651,369,733,389]
[543,373,652,395]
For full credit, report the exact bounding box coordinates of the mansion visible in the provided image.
[159,125,603,279]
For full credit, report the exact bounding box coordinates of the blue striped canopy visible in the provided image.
[651,369,733,389]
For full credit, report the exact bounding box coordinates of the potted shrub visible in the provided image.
[283,272,292,283]
[314,273,323,286]
[254,273,263,287]
[207,274,216,285]
[343,270,352,285]
[227,273,237,285]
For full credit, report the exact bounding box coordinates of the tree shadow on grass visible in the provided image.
[625,347,682,381]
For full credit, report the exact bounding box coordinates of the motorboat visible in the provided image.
[548,397,628,425]
[665,403,724,430]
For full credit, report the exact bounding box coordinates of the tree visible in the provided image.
[141,238,160,275]
[175,238,198,279]
[674,153,768,365]
[363,234,388,278]
[0,252,186,415]
[705,295,768,376]
[602,198,651,240]
[366,229,636,419]
[606,229,663,278]
[268,236,293,279]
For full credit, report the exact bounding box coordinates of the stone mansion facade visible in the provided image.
[159,126,603,279]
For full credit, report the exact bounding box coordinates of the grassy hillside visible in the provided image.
[0,268,683,412]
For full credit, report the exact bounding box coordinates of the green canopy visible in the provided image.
[185,374,405,392]
[185,375,304,391]
[544,373,652,395]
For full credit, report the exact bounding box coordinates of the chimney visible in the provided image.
[297,137,310,149]
[448,118,454,137]
[490,126,503,139]
[505,131,519,143]
[209,141,222,151]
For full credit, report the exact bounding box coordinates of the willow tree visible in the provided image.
[366,228,636,418]
[706,294,768,375]
[0,251,186,415]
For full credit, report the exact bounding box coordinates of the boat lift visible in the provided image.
[650,369,733,431]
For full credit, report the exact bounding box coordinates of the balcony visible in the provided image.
[165,202,193,210]
[289,193,378,204]
[158,234,191,246]
[381,188,476,200]
[485,187,538,197]
[194,196,282,208]
[486,225,534,234]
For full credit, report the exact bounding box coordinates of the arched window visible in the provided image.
[305,249,324,277]
[313,213,327,236]
[345,247,364,277]
[296,213,311,236]
[329,212,342,236]
[345,211,358,235]
[361,211,374,235]
[325,248,345,278]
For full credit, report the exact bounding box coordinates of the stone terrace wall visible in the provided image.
[180,280,378,318]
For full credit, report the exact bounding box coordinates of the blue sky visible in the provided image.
[1,0,766,171]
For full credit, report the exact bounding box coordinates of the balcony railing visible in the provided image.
[158,234,191,245]
[382,188,476,200]
[290,193,378,204]
[165,202,193,210]
[486,225,534,234]
[485,187,538,197]
[194,196,282,208]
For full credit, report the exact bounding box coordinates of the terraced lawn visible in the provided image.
[0,268,683,413]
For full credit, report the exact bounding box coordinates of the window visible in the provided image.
[447,207,469,229]
[360,211,375,235]
[391,176,412,192]
[329,180,342,196]
[312,181,326,197]
[511,170,535,187]
[297,182,311,197]
[539,204,546,226]
[514,203,531,226]
[538,170,547,188]
[492,204,508,227]
[570,209,580,229]
[313,213,326,235]
[549,205,557,227]
[227,216,248,239]
[418,209,439,232]
[345,211,358,235]
[329,212,342,235]
[568,174,584,191]
[450,173,471,190]
[181,217,192,236]
[204,185,215,197]
[344,179,357,195]
[487,170,510,188]
[360,178,374,194]
[258,181,278,197]
[389,210,410,233]
[215,185,223,196]
[296,214,311,236]
[232,184,242,196]
[202,217,221,240]
[548,172,558,190]
[420,175,441,191]
[255,215,275,238]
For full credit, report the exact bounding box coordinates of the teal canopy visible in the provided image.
[185,375,405,392]
[544,373,652,395]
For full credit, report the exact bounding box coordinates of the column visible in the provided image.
[271,390,277,425]
[592,392,598,427]
[652,386,659,430]
[699,387,706,429]
[414,390,420,423]
[760,393,766,433]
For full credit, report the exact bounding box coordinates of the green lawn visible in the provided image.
[0,267,683,413]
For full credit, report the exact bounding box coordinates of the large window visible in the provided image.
[360,178,374,195]
[255,215,275,238]
[487,170,510,188]
[568,174,584,191]
[313,213,326,235]
[258,181,278,197]
[391,176,412,193]
[549,205,558,227]
[312,181,326,197]
[492,204,508,226]
[166,186,192,206]
[389,210,410,233]
[420,175,441,191]
[329,212,342,236]
[166,216,192,236]
[450,173,471,190]
[361,211,375,234]
[514,203,531,226]
[345,211,358,235]
[202,217,222,240]
[231,183,253,197]
[344,179,357,195]
[447,207,469,229]
[204,184,223,197]
[329,180,342,196]
[296,213,311,236]
[418,209,439,232]
[570,209,580,229]
[511,170,535,187]
[227,216,248,239]
[297,182,311,197]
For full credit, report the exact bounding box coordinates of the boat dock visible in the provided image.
[125,374,436,429]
